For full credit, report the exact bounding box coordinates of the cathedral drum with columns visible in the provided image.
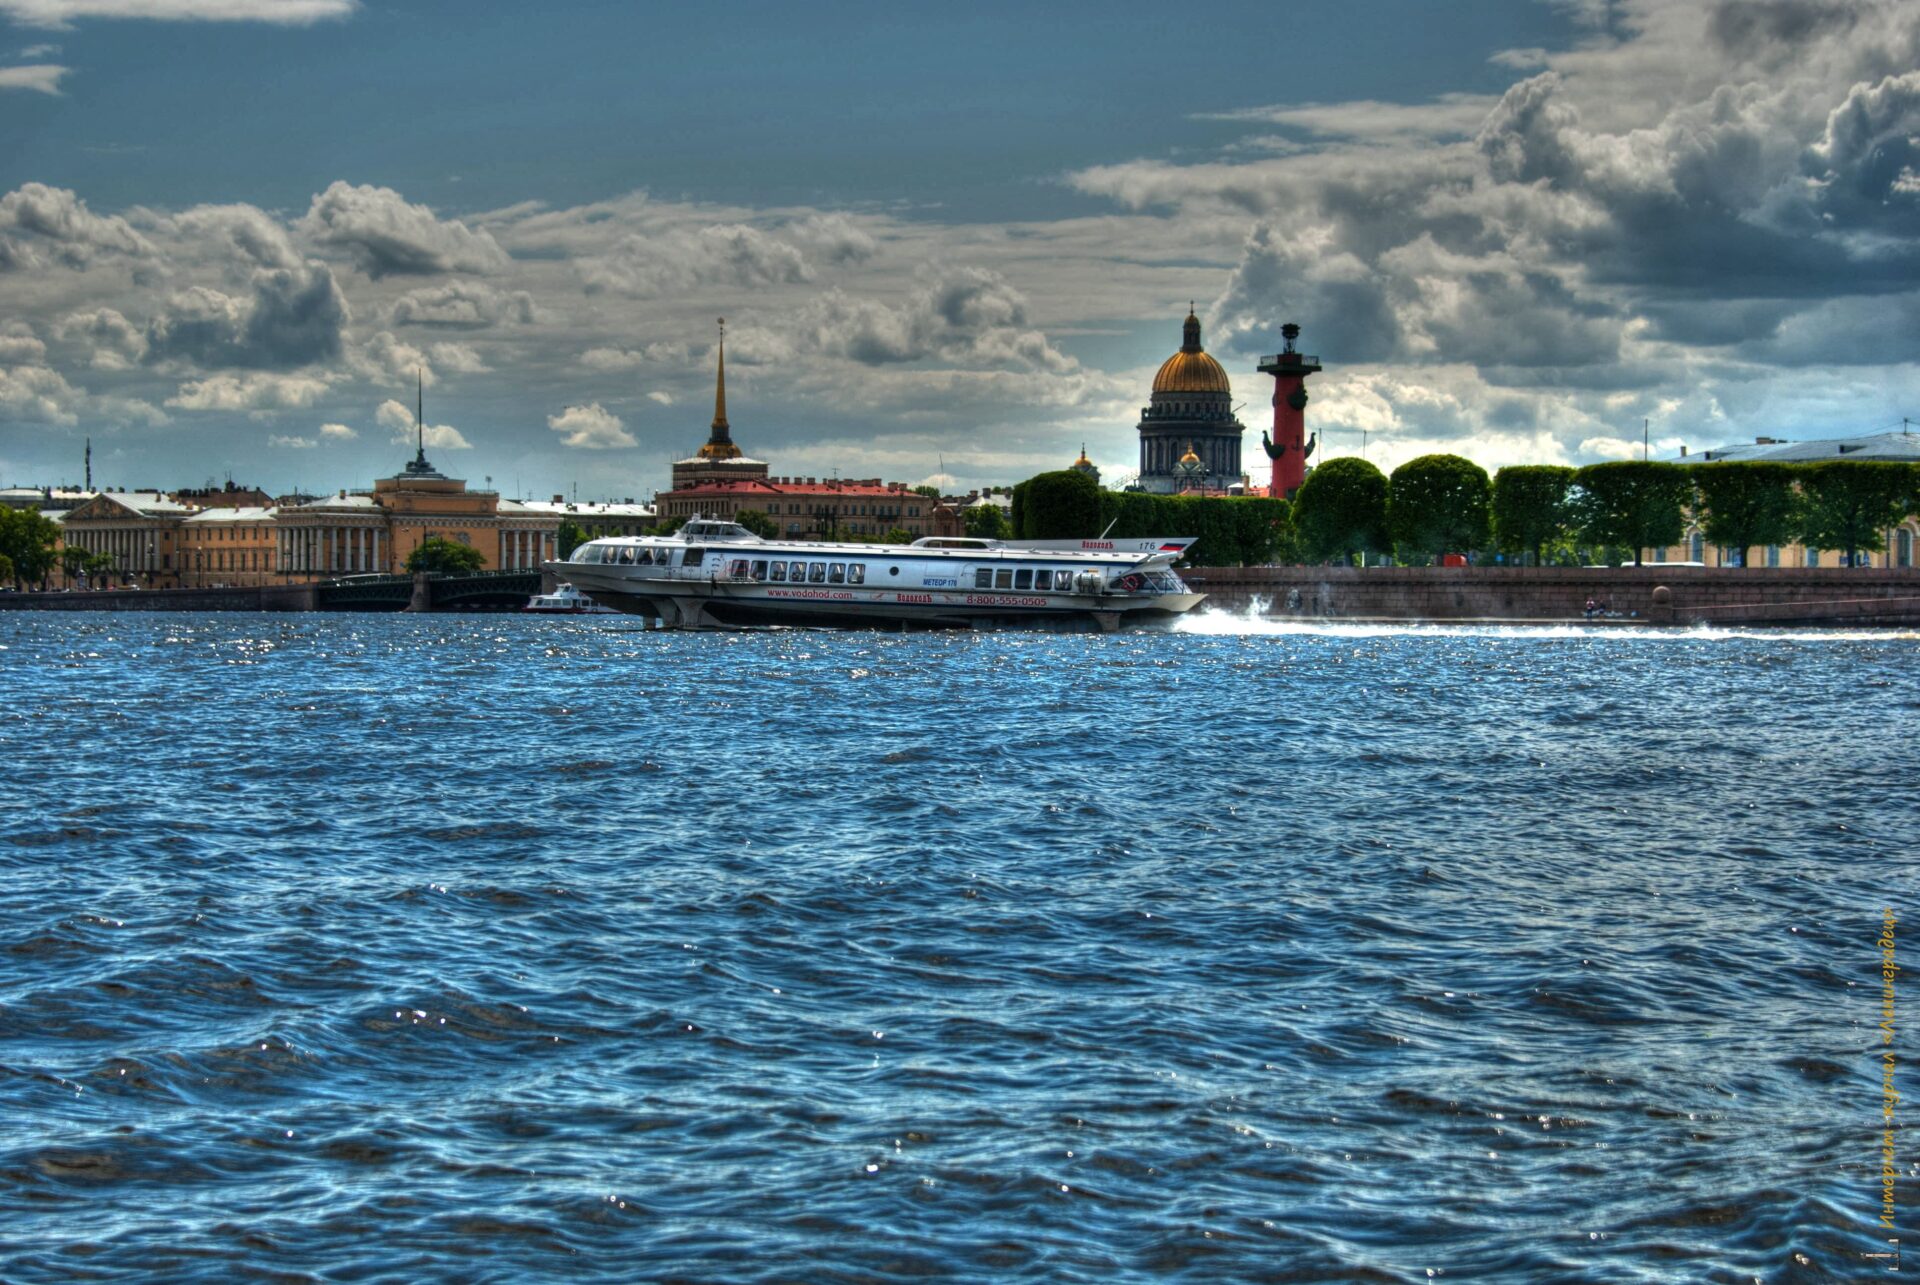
[1134,310,1247,494]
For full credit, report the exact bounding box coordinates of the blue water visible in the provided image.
[0,611,1912,1282]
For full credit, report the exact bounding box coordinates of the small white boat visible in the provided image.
[543,517,1205,631]
[522,583,617,615]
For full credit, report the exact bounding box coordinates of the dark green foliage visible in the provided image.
[1092,491,1295,566]
[404,537,486,575]
[882,527,915,545]
[646,515,688,536]
[964,503,1013,540]
[1797,461,1916,565]
[1292,457,1390,565]
[1571,462,1692,566]
[1491,465,1575,566]
[0,507,60,588]
[911,485,942,499]
[1012,470,1101,540]
[1688,462,1800,567]
[733,508,779,539]
[555,518,588,558]
[1388,454,1491,563]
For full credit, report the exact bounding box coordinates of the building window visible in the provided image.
[1899,530,1913,568]
[1690,534,1704,562]
[1805,547,1820,567]
[1766,545,1780,567]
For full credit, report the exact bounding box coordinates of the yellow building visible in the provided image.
[56,490,193,587]
[178,507,278,587]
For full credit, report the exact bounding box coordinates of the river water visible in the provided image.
[0,610,1911,1282]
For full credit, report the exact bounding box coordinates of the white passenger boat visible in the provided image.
[522,582,617,615]
[543,518,1205,630]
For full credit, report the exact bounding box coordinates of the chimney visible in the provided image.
[1679,445,1687,457]
[553,494,564,503]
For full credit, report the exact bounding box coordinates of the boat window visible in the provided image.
[808,563,827,583]
[828,563,846,583]
[683,547,705,568]
[1054,570,1074,591]
[618,547,636,564]
[751,559,768,580]
[789,561,807,581]
[994,568,1013,589]
[581,544,605,563]
[1014,569,1033,590]
[729,559,750,578]
[769,561,787,581]
[975,568,992,589]
[848,565,865,585]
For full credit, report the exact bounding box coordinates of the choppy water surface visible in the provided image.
[0,611,1912,1282]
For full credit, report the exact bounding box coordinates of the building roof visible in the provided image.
[290,492,380,511]
[501,499,656,518]
[1689,430,1920,463]
[182,506,276,524]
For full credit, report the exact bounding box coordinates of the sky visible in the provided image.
[1,0,1917,501]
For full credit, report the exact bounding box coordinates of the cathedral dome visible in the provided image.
[1151,311,1231,395]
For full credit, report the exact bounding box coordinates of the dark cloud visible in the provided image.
[301,181,509,278]
[145,261,347,369]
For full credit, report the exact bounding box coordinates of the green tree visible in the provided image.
[882,527,915,544]
[1689,461,1801,568]
[0,507,60,588]
[59,545,92,581]
[964,503,1013,540]
[0,551,13,588]
[1571,461,1692,566]
[1388,454,1491,563]
[734,508,779,539]
[405,537,486,575]
[1491,465,1575,566]
[646,515,687,536]
[1292,457,1390,565]
[1013,469,1101,540]
[1797,461,1916,566]
[911,485,942,499]
[555,519,588,558]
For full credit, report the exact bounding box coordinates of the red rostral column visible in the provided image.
[1258,323,1322,500]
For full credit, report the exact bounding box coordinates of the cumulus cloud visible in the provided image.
[318,421,357,440]
[348,329,435,387]
[376,396,470,449]
[0,182,152,270]
[580,223,812,296]
[578,341,687,370]
[270,433,317,448]
[144,260,347,368]
[390,279,536,327]
[171,201,302,270]
[789,266,1077,373]
[0,362,78,424]
[165,371,333,413]
[788,212,879,264]
[0,324,48,365]
[547,402,634,449]
[0,63,66,94]
[427,341,488,373]
[0,1,356,26]
[302,181,510,278]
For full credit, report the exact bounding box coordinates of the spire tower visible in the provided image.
[697,318,741,460]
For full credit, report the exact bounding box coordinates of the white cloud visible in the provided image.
[580,223,812,296]
[647,390,672,405]
[390,279,535,327]
[165,370,333,413]
[270,433,316,448]
[0,362,78,424]
[547,402,634,450]
[0,63,66,94]
[0,182,153,270]
[0,1,356,27]
[377,396,470,449]
[786,266,1077,373]
[318,421,357,440]
[302,180,509,278]
[1199,94,1500,141]
[427,341,488,373]
[0,325,47,365]
[578,341,686,371]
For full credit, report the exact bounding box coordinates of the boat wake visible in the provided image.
[1171,597,1920,642]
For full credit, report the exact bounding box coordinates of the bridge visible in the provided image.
[316,569,545,611]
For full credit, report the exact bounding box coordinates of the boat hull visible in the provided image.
[559,571,1202,631]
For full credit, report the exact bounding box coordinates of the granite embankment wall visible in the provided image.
[1183,565,1920,626]
[0,584,318,612]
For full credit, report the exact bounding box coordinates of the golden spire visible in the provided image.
[711,317,729,433]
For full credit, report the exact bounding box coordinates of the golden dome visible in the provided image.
[1178,442,1203,466]
[1151,311,1231,394]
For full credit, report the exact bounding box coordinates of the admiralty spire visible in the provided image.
[671,318,770,490]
